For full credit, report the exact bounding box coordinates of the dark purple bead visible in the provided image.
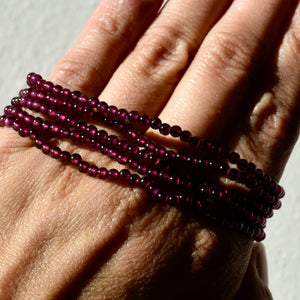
[78,161,89,173]
[128,111,139,122]
[120,169,131,181]
[237,159,247,170]
[27,73,42,87]
[139,114,150,126]
[180,130,192,142]
[108,169,120,180]
[97,130,108,142]
[98,167,108,179]
[247,162,256,173]
[41,81,54,93]
[150,117,162,130]
[52,85,63,97]
[12,121,21,131]
[23,115,35,125]
[159,123,171,135]
[129,174,140,185]
[19,89,30,97]
[79,95,88,105]
[70,153,82,166]
[170,125,182,137]
[32,101,42,112]
[32,117,42,127]
[229,152,240,164]
[109,150,118,159]
[100,146,109,155]
[117,108,128,121]
[28,129,38,139]
[18,127,30,137]
[42,143,51,155]
[34,138,44,149]
[59,151,71,163]
[145,141,155,152]
[128,159,139,169]
[59,128,70,138]
[87,165,98,177]
[138,165,148,175]
[228,169,239,181]
[118,155,128,164]
[50,146,61,159]
[189,136,201,148]
[71,91,81,100]
[218,163,230,175]
[148,185,160,196]
[107,105,118,117]
[50,125,60,135]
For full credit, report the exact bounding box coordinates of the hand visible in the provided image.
[1,0,299,298]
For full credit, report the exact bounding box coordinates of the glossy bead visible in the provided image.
[180,130,192,142]
[159,123,171,135]
[1,72,284,242]
[98,167,108,179]
[150,117,162,129]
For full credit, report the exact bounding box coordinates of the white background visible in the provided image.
[0,1,299,299]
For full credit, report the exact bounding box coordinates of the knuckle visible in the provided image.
[286,29,300,61]
[136,24,195,78]
[92,9,123,37]
[200,31,257,79]
[52,56,102,94]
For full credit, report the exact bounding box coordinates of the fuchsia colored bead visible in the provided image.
[0,73,286,242]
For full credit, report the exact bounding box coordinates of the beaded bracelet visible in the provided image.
[0,73,285,241]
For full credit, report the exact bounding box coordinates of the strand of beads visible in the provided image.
[0,73,285,241]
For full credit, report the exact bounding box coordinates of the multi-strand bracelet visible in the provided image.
[0,73,284,241]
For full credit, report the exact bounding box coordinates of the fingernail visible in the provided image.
[255,243,269,286]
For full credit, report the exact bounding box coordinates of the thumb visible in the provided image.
[235,243,273,300]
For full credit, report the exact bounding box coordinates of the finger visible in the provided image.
[235,243,272,300]
[244,2,300,178]
[159,0,297,140]
[49,0,164,95]
[99,0,233,114]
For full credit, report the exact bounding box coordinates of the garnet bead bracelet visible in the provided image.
[0,73,285,241]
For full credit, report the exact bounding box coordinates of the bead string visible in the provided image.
[0,73,285,241]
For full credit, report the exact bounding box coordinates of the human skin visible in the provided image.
[1,0,300,299]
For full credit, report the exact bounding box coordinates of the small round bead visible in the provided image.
[229,152,240,164]
[34,138,44,149]
[18,127,30,137]
[189,136,201,148]
[78,161,89,173]
[108,169,120,180]
[159,123,171,135]
[237,159,248,170]
[180,130,192,142]
[98,167,108,179]
[228,169,239,181]
[128,111,139,122]
[150,117,162,130]
[170,125,182,137]
[59,151,71,163]
[120,169,131,181]
[50,146,61,159]
[139,114,150,126]
[87,165,98,177]
[42,143,51,155]
[27,73,42,87]
[70,153,82,166]
[129,174,140,185]
[247,162,256,173]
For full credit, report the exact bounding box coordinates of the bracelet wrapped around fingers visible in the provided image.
[0,73,284,241]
